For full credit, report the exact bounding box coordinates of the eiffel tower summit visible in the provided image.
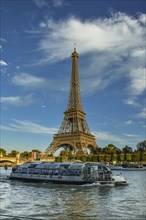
[45,48,98,155]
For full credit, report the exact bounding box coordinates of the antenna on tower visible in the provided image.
[74,42,76,51]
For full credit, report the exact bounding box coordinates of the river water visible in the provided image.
[0,168,146,220]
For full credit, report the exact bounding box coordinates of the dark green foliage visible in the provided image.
[0,148,6,156]
[137,140,146,152]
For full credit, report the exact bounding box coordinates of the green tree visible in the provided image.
[137,140,146,152]
[142,152,146,161]
[0,148,6,156]
[98,154,105,162]
[133,151,140,162]
[9,150,19,157]
[98,147,103,153]
[55,156,62,162]
[116,148,122,155]
[103,144,118,162]
[32,149,41,153]
[92,155,98,162]
[126,153,132,162]
[122,146,133,153]
[60,149,73,159]
[103,144,117,154]
[119,153,124,162]
[104,154,111,163]
[81,155,87,162]
[86,155,93,162]
[77,150,85,155]
[68,150,73,160]
[137,140,146,161]
[20,151,31,159]
[113,154,118,162]
[122,146,133,161]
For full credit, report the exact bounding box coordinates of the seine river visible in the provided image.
[0,168,146,220]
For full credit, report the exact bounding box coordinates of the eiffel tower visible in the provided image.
[45,48,98,155]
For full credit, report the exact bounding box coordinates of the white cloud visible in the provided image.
[33,0,64,8]
[39,22,46,28]
[53,0,64,7]
[0,38,6,42]
[0,60,8,66]
[138,14,146,25]
[33,0,48,8]
[0,94,34,106]
[131,48,145,57]
[123,133,140,137]
[128,68,146,96]
[123,98,140,106]
[92,131,124,143]
[30,13,145,98]
[11,73,46,87]
[37,13,145,63]
[137,108,146,119]
[125,120,133,125]
[11,73,69,93]
[92,130,141,147]
[123,66,145,107]
[1,119,58,135]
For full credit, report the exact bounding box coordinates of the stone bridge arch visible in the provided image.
[0,156,18,164]
[0,159,15,164]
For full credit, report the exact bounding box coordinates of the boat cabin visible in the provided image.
[12,162,112,182]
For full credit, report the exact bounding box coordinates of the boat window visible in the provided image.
[98,166,102,171]
[60,164,71,169]
[93,165,98,171]
[20,163,33,168]
[29,164,38,168]
[69,164,84,170]
[103,166,108,173]
[54,169,59,175]
[103,166,111,174]
[106,166,111,172]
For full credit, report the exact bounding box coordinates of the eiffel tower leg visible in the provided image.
[44,142,56,155]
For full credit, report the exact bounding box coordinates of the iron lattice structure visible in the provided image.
[45,48,98,155]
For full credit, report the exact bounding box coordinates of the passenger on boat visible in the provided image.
[4,165,8,170]
[12,166,18,173]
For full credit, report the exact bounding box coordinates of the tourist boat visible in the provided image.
[110,163,146,171]
[8,162,127,185]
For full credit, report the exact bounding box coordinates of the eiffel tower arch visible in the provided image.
[45,48,98,155]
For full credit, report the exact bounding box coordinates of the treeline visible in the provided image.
[55,141,146,163]
[1,140,146,163]
[0,149,41,160]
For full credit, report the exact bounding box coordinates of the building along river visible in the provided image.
[0,167,146,220]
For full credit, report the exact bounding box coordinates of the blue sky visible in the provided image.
[0,0,146,153]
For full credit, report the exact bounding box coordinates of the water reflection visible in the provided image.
[64,189,94,219]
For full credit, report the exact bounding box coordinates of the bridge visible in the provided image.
[0,156,18,164]
[0,156,55,165]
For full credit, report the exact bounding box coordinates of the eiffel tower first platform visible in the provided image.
[45,48,98,155]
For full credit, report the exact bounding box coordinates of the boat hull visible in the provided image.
[8,174,127,185]
[8,173,94,184]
